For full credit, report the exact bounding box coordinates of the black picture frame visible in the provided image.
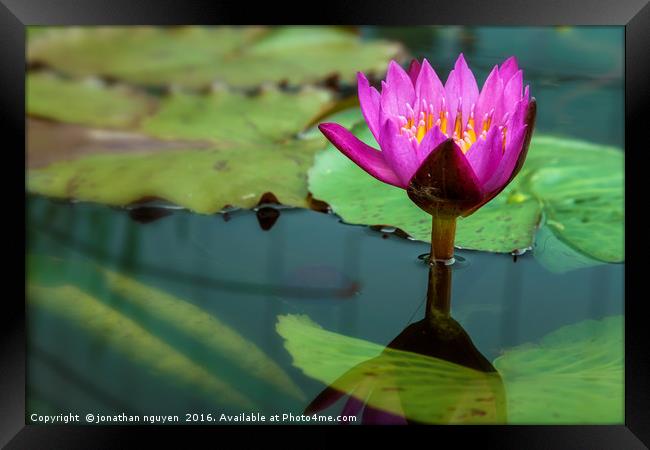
[3,1,649,447]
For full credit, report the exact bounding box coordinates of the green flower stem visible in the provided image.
[430,214,457,262]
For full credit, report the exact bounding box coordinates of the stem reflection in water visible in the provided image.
[305,261,506,425]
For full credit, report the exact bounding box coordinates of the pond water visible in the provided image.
[26,26,624,424]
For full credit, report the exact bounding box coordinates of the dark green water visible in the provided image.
[26,26,624,425]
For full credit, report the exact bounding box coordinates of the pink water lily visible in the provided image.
[319,54,536,260]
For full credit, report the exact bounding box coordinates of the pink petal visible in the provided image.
[483,124,527,194]
[475,65,504,132]
[499,56,519,82]
[415,59,446,117]
[408,59,422,85]
[357,72,382,141]
[416,125,447,163]
[380,60,415,118]
[465,125,503,187]
[444,54,479,130]
[502,70,523,113]
[319,123,403,188]
[378,118,419,187]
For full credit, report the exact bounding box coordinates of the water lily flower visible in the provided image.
[319,54,536,260]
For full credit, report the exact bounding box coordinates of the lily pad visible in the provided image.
[308,118,623,260]
[493,315,623,424]
[277,314,506,424]
[140,87,332,144]
[28,26,403,89]
[27,72,154,128]
[27,87,333,211]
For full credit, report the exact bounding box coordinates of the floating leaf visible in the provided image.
[524,136,624,262]
[308,118,623,260]
[27,72,154,128]
[140,87,332,144]
[533,225,605,273]
[493,315,623,424]
[276,314,506,424]
[27,86,334,211]
[28,26,403,89]
[28,283,258,410]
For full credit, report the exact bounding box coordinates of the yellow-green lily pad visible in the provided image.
[493,315,623,424]
[27,87,334,211]
[28,26,403,89]
[27,72,154,128]
[308,118,623,261]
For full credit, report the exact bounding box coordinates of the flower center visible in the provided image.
[399,99,507,154]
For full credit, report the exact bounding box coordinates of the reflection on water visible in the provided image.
[27,195,623,424]
[303,263,506,424]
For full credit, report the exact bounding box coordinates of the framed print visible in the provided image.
[2,0,649,447]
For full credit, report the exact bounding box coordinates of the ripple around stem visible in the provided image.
[417,253,470,270]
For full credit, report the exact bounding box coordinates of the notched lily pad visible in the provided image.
[28,26,403,89]
[493,315,623,424]
[308,117,623,261]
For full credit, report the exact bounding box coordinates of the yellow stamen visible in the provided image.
[416,124,426,142]
[483,114,492,132]
[440,111,448,135]
[466,122,477,142]
[453,111,463,138]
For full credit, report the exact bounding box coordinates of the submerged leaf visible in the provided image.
[28,283,258,410]
[28,26,403,89]
[28,254,304,401]
[493,315,623,424]
[102,269,305,400]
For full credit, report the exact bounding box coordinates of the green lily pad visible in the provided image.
[27,87,333,211]
[308,118,623,260]
[27,72,154,128]
[533,225,605,273]
[524,136,624,262]
[277,314,506,424]
[28,26,403,89]
[493,315,623,424]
